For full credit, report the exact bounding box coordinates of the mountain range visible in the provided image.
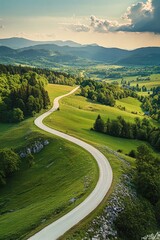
[0,37,159,67]
[0,37,83,49]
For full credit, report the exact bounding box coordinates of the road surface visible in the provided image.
[29,86,113,240]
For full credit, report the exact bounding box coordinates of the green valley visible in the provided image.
[0,62,160,240]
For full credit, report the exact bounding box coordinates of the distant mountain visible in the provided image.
[21,44,129,63]
[0,46,16,56]
[51,40,82,47]
[0,40,159,67]
[0,37,82,49]
[117,47,160,65]
[0,38,40,49]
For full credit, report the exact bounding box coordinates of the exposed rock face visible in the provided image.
[19,139,49,158]
[83,174,136,240]
[142,233,160,240]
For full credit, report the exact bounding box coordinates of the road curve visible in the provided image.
[29,86,113,240]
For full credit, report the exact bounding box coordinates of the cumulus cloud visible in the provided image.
[90,15,121,33]
[119,0,159,33]
[90,0,160,34]
[72,0,160,34]
[68,24,90,32]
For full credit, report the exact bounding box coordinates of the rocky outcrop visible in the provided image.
[83,173,136,240]
[19,139,49,158]
[142,233,160,240]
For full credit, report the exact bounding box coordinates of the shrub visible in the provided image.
[0,148,20,184]
[115,197,157,240]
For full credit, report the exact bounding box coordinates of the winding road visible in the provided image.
[29,86,113,240]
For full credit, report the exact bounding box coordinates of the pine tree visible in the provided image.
[94,114,105,132]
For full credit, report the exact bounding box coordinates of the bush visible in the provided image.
[12,108,24,122]
[128,149,137,158]
[115,197,157,240]
[117,149,123,153]
[135,145,160,204]
[0,148,20,184]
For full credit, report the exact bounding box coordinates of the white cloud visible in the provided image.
[68,24,90,32]
[90,15,121,33]
[71,0,160,34]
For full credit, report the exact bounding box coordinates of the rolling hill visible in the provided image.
[0,38,160,67]
[0,37,82,49]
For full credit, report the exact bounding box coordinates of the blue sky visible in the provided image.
[0,0,159,49]
[0,0,136,17]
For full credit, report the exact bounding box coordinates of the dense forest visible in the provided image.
[0,71,50,122]
[80,80,137,107]
[93,115,160,151]
[0,64,82,86]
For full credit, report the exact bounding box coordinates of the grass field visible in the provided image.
[0,84,98,240]
[46,84,75,103]
[44,85,159,154]
[130,74,160,89]
[116,97,143,114]
[44,84,157,239]
[1,83,159,240]
[105,74,160,91]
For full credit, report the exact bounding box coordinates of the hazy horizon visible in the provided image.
[0,0,160,49]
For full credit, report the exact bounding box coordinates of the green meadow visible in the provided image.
[116,97,143,114]
[0,85,98,240]
[105,73,160,90]
[1,83,159,240]
[45,85,159,154]
[45,84,157,239]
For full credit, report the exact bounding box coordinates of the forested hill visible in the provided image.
[0,64,82,123]
[0,64,81,85]
[80,80,137,107]
[0,71,50,123]
[0,40,160,67]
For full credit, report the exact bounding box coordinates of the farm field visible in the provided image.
[105,74,160,90]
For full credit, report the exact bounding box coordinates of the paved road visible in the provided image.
[29,86,113,240]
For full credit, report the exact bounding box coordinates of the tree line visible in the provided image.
[81,80,138,107]
[93,115,160,150]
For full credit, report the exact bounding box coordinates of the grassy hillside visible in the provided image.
[105,74,160,91]
[1,83,159,239]
[44,84,160,239]
[44,85,159,154]
[0,85,98,240]
[116,97,143,114]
